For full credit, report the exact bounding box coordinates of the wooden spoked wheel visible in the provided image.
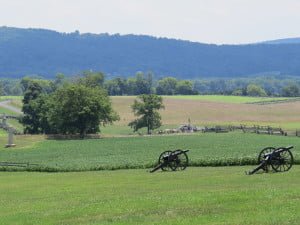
[258,147,275,171]
[169,150,189,171]
[270,148,294,172]
[158,150,173,171]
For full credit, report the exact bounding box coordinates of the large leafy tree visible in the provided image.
[129,94,164,134]
[21,81,44,134]
[46,84,119,136]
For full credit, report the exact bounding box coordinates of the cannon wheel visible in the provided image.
[258,147,275,171]
[169,150,189,171]
[158,150,173,171]
[270,148,294,172]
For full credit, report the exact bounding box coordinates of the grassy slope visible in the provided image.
[1,167,300,225]
[0,133,299,171]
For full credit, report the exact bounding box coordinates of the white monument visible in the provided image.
[5,127,16,148]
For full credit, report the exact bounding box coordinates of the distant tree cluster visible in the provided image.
[105,74,300,97]
[192,77,300,97]
[105,73,197,96]
[1,72,300,97]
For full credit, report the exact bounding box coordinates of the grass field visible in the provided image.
[1,95,300,224]
[1,167,300,225]
[0,133,299,171]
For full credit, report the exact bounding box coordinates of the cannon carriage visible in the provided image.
[247,146,294,175]
[150,149,189,173]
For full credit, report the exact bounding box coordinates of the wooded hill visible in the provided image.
[1,26,300,78]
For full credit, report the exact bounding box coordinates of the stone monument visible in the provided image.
[5,127,16,148]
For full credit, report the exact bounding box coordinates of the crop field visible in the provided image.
[1,167,300,225]
[0,132,299,172]
[2,95,300,134]
[110,96,300,132]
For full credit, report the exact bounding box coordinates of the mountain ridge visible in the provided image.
[1,26,300,78]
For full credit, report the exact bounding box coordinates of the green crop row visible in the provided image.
[0,132,299,172]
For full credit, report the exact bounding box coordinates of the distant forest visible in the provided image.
[1,27,300,79]
[2,72,300,97]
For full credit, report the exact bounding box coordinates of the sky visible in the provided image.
[0,0,300,44]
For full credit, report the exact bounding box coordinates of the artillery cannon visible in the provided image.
[247,146,294,175]
[150,149,189,173]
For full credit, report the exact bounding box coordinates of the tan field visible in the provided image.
[112,96,300,129]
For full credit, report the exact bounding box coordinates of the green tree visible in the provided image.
[175,80,195,95]
[105,77,128,96]
[246,84,267,97]
[282,84,300,97]
[46,84,119,137]
[0,83,4,96]
[20,76,54,94]
[156,77,178,95]
[129,94,164,134]
[20,81,44,134]
[52,73,66,90]
[232,89,243,96]
[135,72,154,95]
[77,71,105,88]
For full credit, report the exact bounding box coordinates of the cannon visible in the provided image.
[247,146,294,175]
[150,149,189,173]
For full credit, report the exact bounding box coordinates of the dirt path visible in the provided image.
[0,100,22,114]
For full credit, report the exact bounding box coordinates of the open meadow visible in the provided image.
[1,167,300,225]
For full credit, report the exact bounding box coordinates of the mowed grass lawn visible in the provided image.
[1,167,300,225]
[0,133,299,171]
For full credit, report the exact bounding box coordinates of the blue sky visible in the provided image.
[1,0,300,44]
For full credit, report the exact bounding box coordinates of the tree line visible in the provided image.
[11,71,300,136]
[1,73,300,97]
[19,72,163,136]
